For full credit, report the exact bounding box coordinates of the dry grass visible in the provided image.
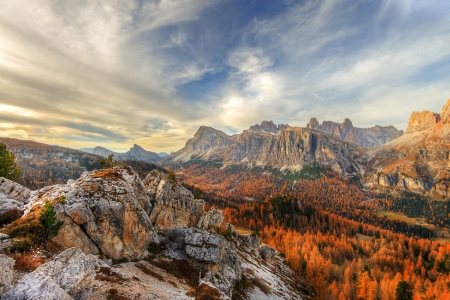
[9,251,44,272]
[136,263,164,281]
[251,277,270,295]
[187,283,221,300]
[150,259,199,287]
[0,209,23,226]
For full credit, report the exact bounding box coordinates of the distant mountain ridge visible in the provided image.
[306,117,403,147]
[164,121,368,176]
[92,144,161,163]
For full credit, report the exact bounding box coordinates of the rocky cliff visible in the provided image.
[306,117,403,147]
[245,120,290,135]
[92,144,161,163]
[166,125,368,176]
[0,166,299,299]
[364,99,450,198]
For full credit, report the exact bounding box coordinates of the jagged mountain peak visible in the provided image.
[92,144,161,163]
[246,120,290,134]
[306,118,402,147]
[406,110,441,133]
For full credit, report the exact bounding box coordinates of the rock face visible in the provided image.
[25,166,159,260]
[143,170,205,231]
[166,126,368,176]
[0,178,31,202]
[197,208,224,231]
[0,254,14,296]
[164,227,242,297]
[363,99,450,198]
[406,110,441,133]
[92,144,161,163]
[307,118,403,147]
[2,248,98,300]
[441,99,450,124]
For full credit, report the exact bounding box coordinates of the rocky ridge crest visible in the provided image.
[0,166,290,299]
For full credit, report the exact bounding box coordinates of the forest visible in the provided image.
[181,164,450,299]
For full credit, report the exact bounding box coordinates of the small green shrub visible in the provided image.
[12,237,32,252]
[57,195,66,205]
[38,200,63,238]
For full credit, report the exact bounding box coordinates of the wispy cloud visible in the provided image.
[0,0,449,152]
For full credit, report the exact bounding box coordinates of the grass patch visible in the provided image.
[9,251,44,272]
[251,277,270,295]
[187,283,221,300]
[232,274,251,300]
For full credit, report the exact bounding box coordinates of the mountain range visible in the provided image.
[91,144,162,163]
[163,99,450,200]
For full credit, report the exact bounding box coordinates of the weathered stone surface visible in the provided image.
[197,208,224,231]
[239,234,260,251]
[144,170,205,231]
[258,244,277,261]
[406,110,440,133]
[0,178,31,203]
[246,120,290,135]
[25,166,159,260]
[0,254,14,296]
[164,228,242,297]
[2,248,98,300]
[0,233,12,253]
[441,99,450,124]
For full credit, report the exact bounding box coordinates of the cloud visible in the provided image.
[0,0,449,152]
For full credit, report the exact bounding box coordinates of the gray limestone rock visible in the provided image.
[2,248,98,300]
[0,254,14,296]
[144,170,205,231]
[197,208,224,231]
[258,244,277,261]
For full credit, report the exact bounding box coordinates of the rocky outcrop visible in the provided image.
[258,244,277,261]
[307,118,403,147]
[143,170,205,231]
[197,208,224,231]
[0,254,14,297]
[406,110,441,133]
[164,227,242,297]
[25,166,159,260]
[2,248,98,300]
[0,178,31,203]
[441,99,450,124]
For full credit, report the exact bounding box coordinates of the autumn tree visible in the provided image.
[396,281,413,300]
[0,142,21,182]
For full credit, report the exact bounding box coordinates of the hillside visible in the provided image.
[0,137,102,190]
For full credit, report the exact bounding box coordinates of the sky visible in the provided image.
[0,0,449,152]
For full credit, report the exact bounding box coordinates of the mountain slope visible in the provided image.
[306,117,403,147]
[364,99,450,198]
[165,122,368,176]
[0,137,102,189]
[92,144,161,163]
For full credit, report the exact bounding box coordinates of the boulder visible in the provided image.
[0,254,14,297]
[197,208,224,231]
[441,99,450,124]
[0,178,31,203]
[240,234,260,250]
[258,244,277,261]
[144,170,205,231]
[2,248,98,300]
